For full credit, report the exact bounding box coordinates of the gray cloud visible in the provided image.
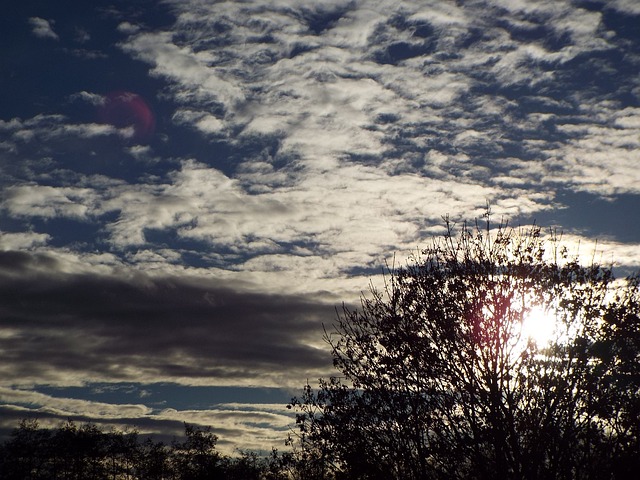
[0,250,334,388]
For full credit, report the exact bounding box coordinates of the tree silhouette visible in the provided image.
[289,216,640,480]
[0,420,292,479]
[0,419,51,480]
[172,424,222,480]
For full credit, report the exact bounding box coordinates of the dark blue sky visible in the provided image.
[1,0,639,453]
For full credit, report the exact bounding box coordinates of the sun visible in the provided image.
[521,305,557,347]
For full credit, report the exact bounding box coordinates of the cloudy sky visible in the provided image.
[1,0,639,454]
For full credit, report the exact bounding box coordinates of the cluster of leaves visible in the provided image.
[0,419,293,480]
[289,217,640,480]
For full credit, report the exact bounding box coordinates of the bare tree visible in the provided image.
[290,216,640,480]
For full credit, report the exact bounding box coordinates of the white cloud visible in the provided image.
[28,17,59,41]
[541,233,640,269]
[0,386,293,454]
[172,109,226,135]
[0,113,121,145]
[3,185,98,220]
[0,231,50,250]
[155,404,293,454]
[0,387,151,418]
[613,107,640,129]
[117,21,141,35]
[70,90,106,106]
[121,31,246,109]
[541,101,640,195]
[606,0,640,14]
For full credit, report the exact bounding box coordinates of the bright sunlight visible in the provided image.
[521,305,557,347]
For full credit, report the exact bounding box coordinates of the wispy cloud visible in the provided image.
[0,387,293,455]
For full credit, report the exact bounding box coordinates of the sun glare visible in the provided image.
[521,305,557,347]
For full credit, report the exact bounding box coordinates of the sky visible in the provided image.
[1,0,640,455]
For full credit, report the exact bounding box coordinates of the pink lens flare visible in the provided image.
[98,91,155,143]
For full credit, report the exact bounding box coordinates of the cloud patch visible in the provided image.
[28,17,59,41]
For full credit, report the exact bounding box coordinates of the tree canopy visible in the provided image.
[0,419,289,480]
[289,217,640,480]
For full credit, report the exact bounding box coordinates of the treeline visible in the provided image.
[0,419,296,480]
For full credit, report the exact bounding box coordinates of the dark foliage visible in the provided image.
[289,216,640,480]
[0,419,291,480]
